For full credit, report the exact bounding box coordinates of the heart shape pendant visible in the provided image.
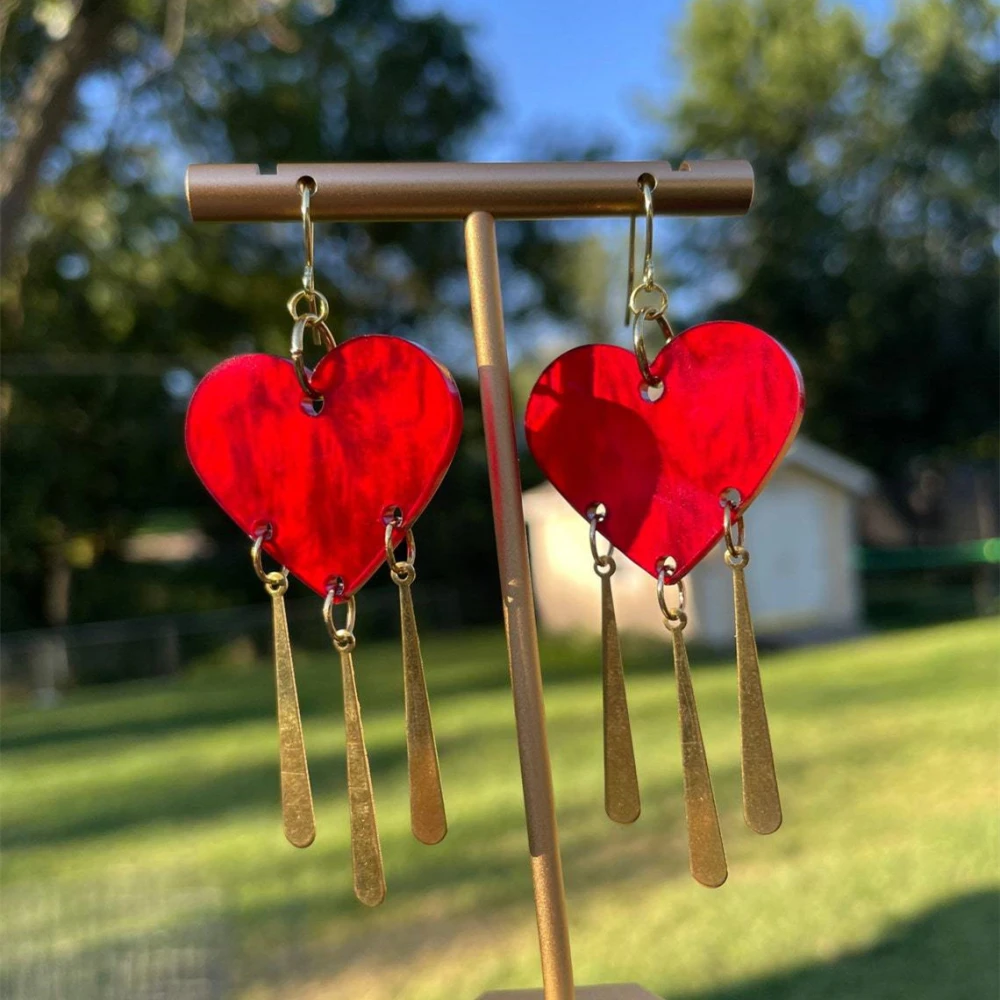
[186,336,463,597]
[525,321,804,580]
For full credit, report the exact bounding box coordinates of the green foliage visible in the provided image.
[0,1,570,629]
[2,620,997,996]
[665,0,999,477]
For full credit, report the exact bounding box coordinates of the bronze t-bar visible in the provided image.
[185,160,753,221]
[184,160,754,1000]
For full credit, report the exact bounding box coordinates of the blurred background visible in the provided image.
[1,0,997,997]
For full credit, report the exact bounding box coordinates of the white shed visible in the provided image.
[523,438,875,647]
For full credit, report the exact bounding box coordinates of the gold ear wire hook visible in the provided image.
[624,175,657,325]
[625,175,673,388]
[625,216,636,327]
[640,176,655,289]
[297,177,332,350]
[299,177,316,302]
[288,178,337,401]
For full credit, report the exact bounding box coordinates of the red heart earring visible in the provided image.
[186,180,461,906]
[526,175,803,887]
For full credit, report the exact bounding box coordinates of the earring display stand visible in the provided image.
[185,160,754,1000]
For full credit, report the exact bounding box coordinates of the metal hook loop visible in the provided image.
[287,288,331,324]
[722,500,749,567]
[290,314,336,400]
[323,589,357,652]
[586,503,616,576]
[251,528,290,589]
[384,521,417,584]
[656,558,687,630]
[632,309,674,389]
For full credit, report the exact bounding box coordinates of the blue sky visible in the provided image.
[403,0,896,160]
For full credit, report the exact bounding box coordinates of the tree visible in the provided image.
[660,0,998,493]
[0,0,568,632]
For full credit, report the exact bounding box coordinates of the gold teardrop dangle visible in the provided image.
[658,560,727,888]
[251,530,315,849]
[588,504,640,824]
[723,498,782,835]
[323,589,386,907]
[385,518,447,846]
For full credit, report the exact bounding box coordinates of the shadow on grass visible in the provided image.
[218,750,826,982]
[0,628,732,755]
[1,728,498,851]
[676,890,999,1000]
[3,879,993,1000]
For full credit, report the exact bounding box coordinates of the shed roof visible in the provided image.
[784,438,875,496]
[523,437,875,504]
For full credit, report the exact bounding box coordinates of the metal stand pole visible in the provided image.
[465,212,575,1000]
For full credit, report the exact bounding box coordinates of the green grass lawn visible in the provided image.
[2,619,998,999]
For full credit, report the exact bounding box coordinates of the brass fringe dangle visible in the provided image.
[658,560,727,888]
[587,504,640,824]
[385,517,447,846]
[252,530,316,849]
[722,496,782,835]
[323,589,386,907]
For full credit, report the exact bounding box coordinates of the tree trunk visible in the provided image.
[33,548,73,702]
[0,0,121,273]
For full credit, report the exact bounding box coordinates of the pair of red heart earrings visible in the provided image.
[185,175,803,903]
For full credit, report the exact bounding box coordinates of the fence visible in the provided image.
[860,540,1000,628]
[0,582,469,700]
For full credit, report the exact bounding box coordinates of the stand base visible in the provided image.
[479,986,661,999]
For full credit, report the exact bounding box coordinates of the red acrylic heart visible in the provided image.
[186,336,463,598]
[525,321,804,580]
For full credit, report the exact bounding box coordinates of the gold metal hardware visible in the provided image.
[323,591,386,907]
[286,179,336,399]
[658,561,727,888]
[250,531,315,849]
[466,211,574,999]
[625,175,675,387]
[587,504,640,825]
[722,498,782,835]
[289,311,335,400]
[386,522,447,846]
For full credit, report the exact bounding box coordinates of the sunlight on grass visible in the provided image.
[2,619,998,998]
